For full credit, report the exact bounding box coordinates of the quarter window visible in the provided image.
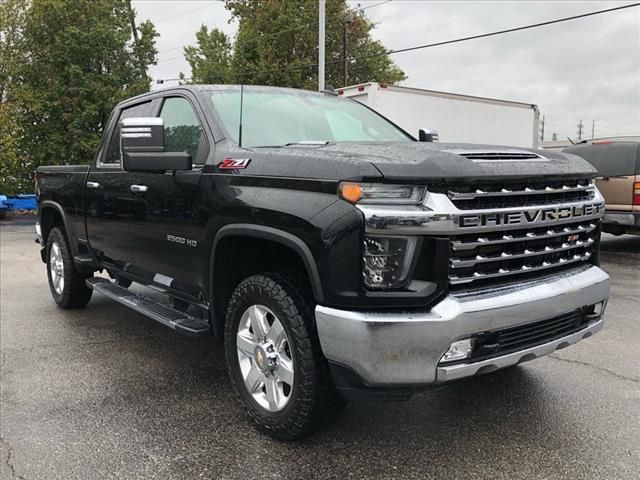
[160,97,208,165]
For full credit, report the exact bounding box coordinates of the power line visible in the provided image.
[356,2,640,61]
[235,2,640,80]
[156,0,390,56]
[156,2,639,80]
[152,3,219,23]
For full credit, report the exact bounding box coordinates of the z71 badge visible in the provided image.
[218,157,251,170]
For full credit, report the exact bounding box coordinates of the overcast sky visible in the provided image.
[132,0,640,141]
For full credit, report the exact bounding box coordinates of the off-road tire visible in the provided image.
[225,273,344,440]
[46,227,93,308]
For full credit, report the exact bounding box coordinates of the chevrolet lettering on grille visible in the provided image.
[458,203,604,228]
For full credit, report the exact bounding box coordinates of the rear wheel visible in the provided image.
[46,227,93,308]
[225,273,344,440]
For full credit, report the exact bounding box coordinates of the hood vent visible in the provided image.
[447,150,547,162]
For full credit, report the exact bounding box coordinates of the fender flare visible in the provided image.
[210,224,324,303]
[39,201,78,256]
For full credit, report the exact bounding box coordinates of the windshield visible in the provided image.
[210,89,412,147]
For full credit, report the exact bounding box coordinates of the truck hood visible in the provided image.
[312,141,597,182]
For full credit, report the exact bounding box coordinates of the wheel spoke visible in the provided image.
[236,332,257,357]
[264,375,281,411]
[244,365,264,393]
[249,305,269,340]
[275,358,294,386]
[266,317,285,345]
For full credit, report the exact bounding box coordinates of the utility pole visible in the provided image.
[318,0,325,91]
[540,115,545,142]
[591,120,595,140]
[342,14,355,87]
[126,0,145,76]
[577,119,584,141]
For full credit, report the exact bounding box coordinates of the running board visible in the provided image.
[86,277,210,337]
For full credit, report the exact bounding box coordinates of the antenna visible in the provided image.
[238,83,244,148]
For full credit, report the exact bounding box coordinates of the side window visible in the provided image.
[160,97,208,165]
[104,101,153,165]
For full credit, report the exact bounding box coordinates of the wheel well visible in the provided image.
[212,236,311,338]
[40,206,64,245]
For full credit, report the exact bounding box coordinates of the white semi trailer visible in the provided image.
[338,82,540,149]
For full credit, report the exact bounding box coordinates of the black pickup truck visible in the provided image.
[36,85,610,439]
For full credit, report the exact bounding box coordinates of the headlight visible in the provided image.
[339,182,425,205]
[363,235,417,289]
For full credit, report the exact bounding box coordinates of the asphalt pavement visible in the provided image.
[1,217,639,480]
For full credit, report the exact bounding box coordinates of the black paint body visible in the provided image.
[36,85,599,316]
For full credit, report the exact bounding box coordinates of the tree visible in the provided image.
[184,0,405,89]
[0,0,158,194]
[184,26,234,84]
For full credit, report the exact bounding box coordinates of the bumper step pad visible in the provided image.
[86,277,210,337]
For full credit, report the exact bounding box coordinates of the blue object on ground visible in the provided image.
[0,194,37,213]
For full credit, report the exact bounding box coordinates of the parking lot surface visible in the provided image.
[1,219,639,480]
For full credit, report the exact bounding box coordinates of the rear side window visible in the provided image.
[565,143,639,177]
[159,97,209,165]
[104,102,153,165]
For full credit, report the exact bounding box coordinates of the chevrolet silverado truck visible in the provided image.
[35,85,610,440]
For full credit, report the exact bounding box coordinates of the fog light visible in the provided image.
[587,300,607,319]
[441,339,474,363]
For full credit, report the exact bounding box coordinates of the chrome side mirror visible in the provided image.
[418,128,439,142]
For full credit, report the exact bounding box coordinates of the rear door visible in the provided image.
[126,94,211,297]
[85,101,154,268]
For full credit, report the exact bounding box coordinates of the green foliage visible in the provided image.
[184,0,406,89]
[0,0,158,195]
[184,26,234,84]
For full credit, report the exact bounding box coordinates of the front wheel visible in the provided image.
[46,227,93,308]
[225,273,344,440]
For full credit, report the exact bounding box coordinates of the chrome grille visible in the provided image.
[448,178,595,210]
[449,220,598,286]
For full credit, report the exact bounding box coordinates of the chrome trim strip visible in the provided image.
[449,252,592,285]
[358,189,605,235]
[436,319,603,382]
[450,238,594,268]
[448,182,594,200]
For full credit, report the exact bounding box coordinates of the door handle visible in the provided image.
[130,184,148,193]
[86,181,101,189]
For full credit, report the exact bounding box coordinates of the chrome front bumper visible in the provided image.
[315,265,610,387]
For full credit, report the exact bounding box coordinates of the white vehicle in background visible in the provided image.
[338,82,540,148]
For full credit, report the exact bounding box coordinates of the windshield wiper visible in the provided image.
[284,141,330,146]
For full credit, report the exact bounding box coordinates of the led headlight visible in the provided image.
[363,235,417,289]
[339,182,425,205]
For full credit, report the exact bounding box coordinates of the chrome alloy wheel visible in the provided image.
[236,305,295,412]
[49,241,65,295]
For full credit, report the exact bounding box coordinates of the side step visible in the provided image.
[86,277,211,337]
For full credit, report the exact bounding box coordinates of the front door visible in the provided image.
[85,101,155,268]
[126,95,211,298]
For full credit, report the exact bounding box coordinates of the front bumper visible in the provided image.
[316,265,609,389]
[603,211,640,231]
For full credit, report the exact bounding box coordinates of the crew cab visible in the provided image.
[35,85,610,439]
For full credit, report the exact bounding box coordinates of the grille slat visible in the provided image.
[448,181,594,201]
[450,237,594,269]
[449,178,595,210]
[451,223,596,251]
[449,217,598,286]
